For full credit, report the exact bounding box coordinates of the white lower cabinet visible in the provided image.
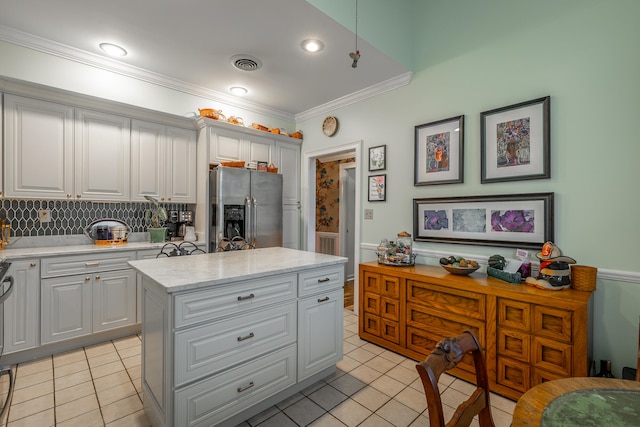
[41,274,93,344]
[140,263,344,427]
[40,252,137,345]
[175,345,297,427]
[298,288,344,381]
[2,259,40,354]
[92,269,137,332]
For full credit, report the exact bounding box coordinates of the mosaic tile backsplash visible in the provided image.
[0,199,189,237]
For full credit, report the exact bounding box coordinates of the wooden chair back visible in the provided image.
[415,330,495,427]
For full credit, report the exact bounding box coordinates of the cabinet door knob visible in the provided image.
[77,195,81,199]
[30,263,37,267]
[95,275,100,280]
[85,277,91,281]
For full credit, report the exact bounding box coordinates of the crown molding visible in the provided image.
[0,25,412,125]
[295,72,413,122]
[0,25,295,122]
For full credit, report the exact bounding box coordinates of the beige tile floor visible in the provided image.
[0,310,515,426]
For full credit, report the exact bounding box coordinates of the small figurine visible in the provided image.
[525,241,576,290]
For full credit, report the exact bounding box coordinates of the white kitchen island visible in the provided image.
[128,247,347,427]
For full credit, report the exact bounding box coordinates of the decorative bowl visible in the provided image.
[441,264,480,276]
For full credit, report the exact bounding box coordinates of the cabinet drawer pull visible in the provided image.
[237,332,255,342]
[317,296,330,303]
[237,293,255,301]
[317,278,331,283]
[85,261,100,267]
[237,381,254,393]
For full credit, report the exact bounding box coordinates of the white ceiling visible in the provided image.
[0,0,410,119]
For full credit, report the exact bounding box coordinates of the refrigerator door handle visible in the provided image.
[252,197,258,247]
[245,197,252,245]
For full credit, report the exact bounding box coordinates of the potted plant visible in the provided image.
[144,195,168,243]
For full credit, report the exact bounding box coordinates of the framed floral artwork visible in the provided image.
[413,192,553,249]
[369,145,386,171]
[481,96,550,183]
[368,174,386,202]
[414,115,464,186]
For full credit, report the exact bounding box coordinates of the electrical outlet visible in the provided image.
[38,209,52,223]
[364,209,373,220]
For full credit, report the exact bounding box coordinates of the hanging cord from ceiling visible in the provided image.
[349,0,360,68]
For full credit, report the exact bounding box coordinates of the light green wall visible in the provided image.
[298,0,640,376]
[306,0,414,70]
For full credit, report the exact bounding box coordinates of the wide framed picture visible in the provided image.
[368,174,386,202]
[414,115,464,186]
[369,145,386,171]
[481,96,550,183]
[413,192,553,249]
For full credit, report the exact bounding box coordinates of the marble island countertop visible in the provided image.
[129,247,347,293]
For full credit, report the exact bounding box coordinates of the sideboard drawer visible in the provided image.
[174,273,296,328]
[498,298,531,332]
[407,281,485,321]
[497,328,531,363]
[532,336,572,376]
[497,356,531,393]
[298,265,343,297]
[175,302,296,385]
[533,306,572,343]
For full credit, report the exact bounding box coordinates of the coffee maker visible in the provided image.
[167,210,194,240]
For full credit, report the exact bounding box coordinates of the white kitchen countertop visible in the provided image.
[129,247,347,293]
[0,238,204,261]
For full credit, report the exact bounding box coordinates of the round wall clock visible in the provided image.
[322,116,338,137]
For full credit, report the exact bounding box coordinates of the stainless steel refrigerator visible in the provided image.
[209,167,283,252]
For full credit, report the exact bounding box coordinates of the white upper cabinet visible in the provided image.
[131,120,196,203]
[75,108,131,201]
[3,94,74,199]
[275,141,300,205]
[208,126,274,166]
[165,126,197,203]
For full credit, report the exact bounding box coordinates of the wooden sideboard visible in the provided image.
[358,262,593,400]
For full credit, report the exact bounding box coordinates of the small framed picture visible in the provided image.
[369,145,386,171]
[368,174,386,202]
[481,96,550,183]
[414,115,464,185]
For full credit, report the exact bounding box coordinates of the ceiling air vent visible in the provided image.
[230,54,262,71]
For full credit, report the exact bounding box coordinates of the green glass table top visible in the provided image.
[542,388,640,426]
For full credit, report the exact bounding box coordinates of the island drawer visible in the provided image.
[174,302,296,385]
[298,265,344,297]
[174,273,297,328]
[175,344,297,427]
[41,251,136,278]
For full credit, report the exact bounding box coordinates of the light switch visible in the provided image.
[364,209,373,220]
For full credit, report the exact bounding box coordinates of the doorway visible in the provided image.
[304,141,361,313]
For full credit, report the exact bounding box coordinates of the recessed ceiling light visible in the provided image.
[301,39,324,53]
[99,43,127,57]
[230,86,248,95]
